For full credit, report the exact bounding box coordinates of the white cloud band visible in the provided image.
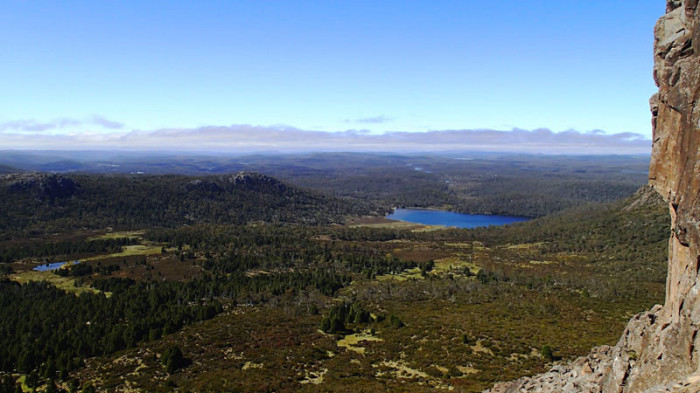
[0,124,650,154]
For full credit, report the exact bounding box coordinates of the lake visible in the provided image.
[33,261,80,271]
[386,208,529,229]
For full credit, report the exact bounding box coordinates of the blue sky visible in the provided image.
[0,1,664,153]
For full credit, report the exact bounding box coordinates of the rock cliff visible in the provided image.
[487,1,700,392]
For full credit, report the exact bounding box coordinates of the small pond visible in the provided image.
[33,261,80,271]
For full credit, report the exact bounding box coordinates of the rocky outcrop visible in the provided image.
[1,172,79,201]
[228,172,289,192]
[487,1,700,392]
[617,0,700,390]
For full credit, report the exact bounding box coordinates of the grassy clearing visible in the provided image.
[470,340,495,355]
[375,267,423,282]
[87,230,145,241]
[16,375,28,393]
[504,242,546,250]
[376,359,431,380]
[346,215,446,231]
[432,256,478,275]
[350,221,423,230]
[528,260,555,265]
[337,330,383,355]
[242,361,264,370]
[10,271,104,296]
[299,367,328,385]
[410,225,447,233]
[83,244,164,261]
[443,242,473,248]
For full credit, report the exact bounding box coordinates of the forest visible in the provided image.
[0,172,382,237]
[0,152,648,218]
[0,154,666,392]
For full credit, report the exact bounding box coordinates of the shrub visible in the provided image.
[540,345,554,362]
[389,315,405,329]
[161,346,187,373]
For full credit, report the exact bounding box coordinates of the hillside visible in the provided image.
[0,172,382,236]
[0,151,650,218]
[0,185,669,392]
[0,165,18,175]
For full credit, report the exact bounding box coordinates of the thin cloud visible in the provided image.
[0,116,124,132]
[0,125,651,155]
[0,118,81,132]
[346,115,394,124]
[90,115,124,129]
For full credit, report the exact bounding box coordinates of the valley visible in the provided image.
[0,156,667,392]
[1,2,682,391]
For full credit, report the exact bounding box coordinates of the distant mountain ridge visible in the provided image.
[0,150,651,176]
[0,165,18,175]
[0,151,651,219]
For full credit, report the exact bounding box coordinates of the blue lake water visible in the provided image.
[386,209,529,229]
[33,261,80,271]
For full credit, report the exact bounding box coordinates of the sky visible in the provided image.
[0,1,665,154]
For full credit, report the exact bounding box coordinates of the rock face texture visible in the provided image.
[487,1,700,392]
[624,0,700,390]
